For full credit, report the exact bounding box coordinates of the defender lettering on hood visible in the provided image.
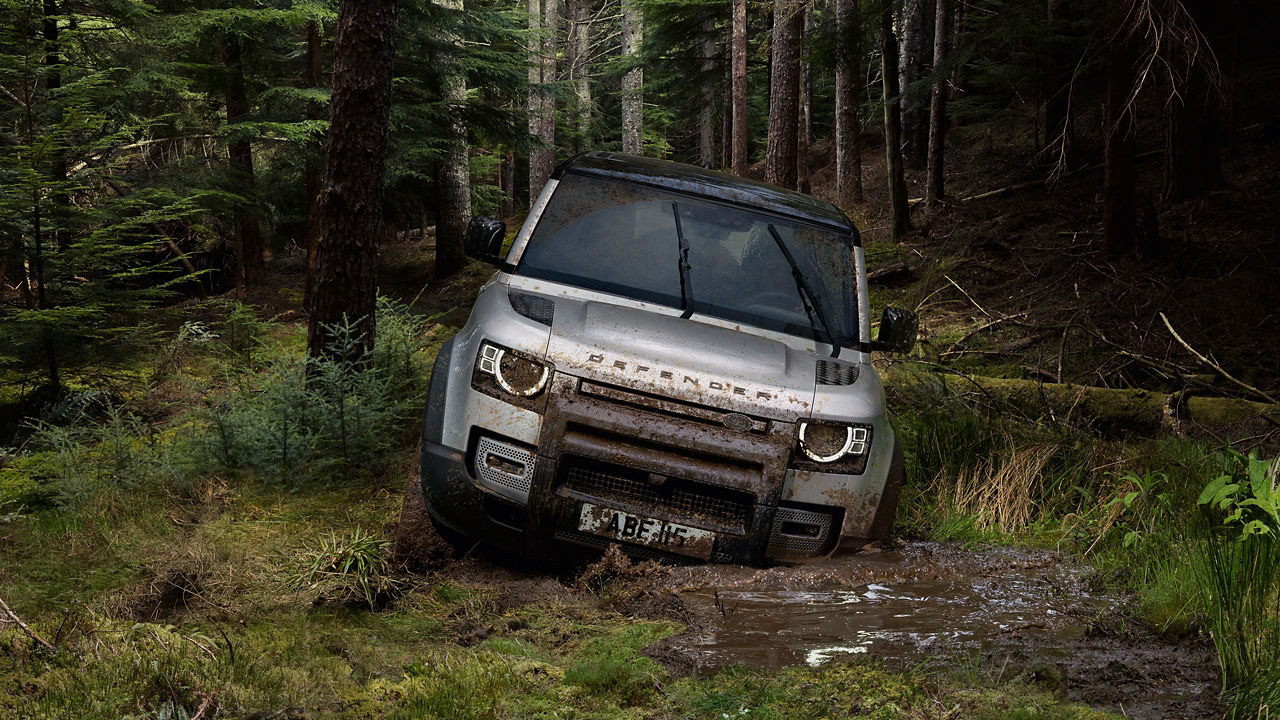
[404,151,918,568]
[585,352,775,401]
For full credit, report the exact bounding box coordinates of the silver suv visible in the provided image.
[405,152,916,565]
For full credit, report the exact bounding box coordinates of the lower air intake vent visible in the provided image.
[474,436,535,504]
[816,359,859,386]
[767,505,837,556]
[509,291,555,326]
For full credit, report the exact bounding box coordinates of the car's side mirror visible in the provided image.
[872,306,918,354]
[466,216,507,267]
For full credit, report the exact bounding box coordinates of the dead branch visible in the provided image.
[1160,312,1278,404]
[943,274,992,318]
[0,595,56,651]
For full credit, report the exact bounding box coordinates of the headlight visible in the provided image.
[793,421,872,472]
[475,341,549,397]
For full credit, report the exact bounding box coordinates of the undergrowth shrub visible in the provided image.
[292,528,403,609]
[1196,450,1280,719]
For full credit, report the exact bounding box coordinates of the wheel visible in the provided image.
[392,440,456,571]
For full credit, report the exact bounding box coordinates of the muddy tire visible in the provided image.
[392,441,455,572]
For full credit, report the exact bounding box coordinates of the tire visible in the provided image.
[392,440,455,571]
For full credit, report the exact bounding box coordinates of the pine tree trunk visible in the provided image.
[221,37,266,295]
[1043,0,1073,168]
[899,0,932,170]
[796,2,812,193]
[1163,0,1222,202]
[567,0,591,152]
[307,0,398,360]
[1103,0,1136,256]
[731,0,748,175]
[501,149,516,218]
[765,0,801,189]
[304,19,323,312]
[621,0,643,154]
[882,0,910,240]
[835,0,863,206]
[528,0,554,204]
[925,0,949,206]
[42,0,66,252]
[699,20,716,168]
[435,0,470,279]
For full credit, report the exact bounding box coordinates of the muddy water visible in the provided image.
[657,543,1221,720]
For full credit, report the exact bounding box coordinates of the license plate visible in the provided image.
[577,503,716,559]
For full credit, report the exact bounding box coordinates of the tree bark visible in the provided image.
[307,0,399,360]
[925,0,949,206]
[1043,0,1074,168]
[621,0,643,154]
[500,149,516,218]
[899,0,932,170]
[731,0,748,175]
[528,0,556,203]
[435,0,469,279]
[303,19,323,312]
[796,1,812,193]
[568,0,591,151]
[699,19,716,168]
[221,36,266,295]
[764,0,801,189]
[835,0,863,206]
[1163,0,1222,202]
[42,0,66,252]
[882,0,910,240]
[1103,0,1136,256]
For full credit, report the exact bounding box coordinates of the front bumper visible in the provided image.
[420,373,893,565]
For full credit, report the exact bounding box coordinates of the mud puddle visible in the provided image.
[655,543,1221,720]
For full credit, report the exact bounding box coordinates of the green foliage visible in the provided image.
[293,528,400,609]
[1195,450,1280,719]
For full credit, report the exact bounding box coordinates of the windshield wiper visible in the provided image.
[766,223,839,357]
[672,201,694,319]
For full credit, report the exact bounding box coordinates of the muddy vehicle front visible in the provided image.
[411,152,915,566]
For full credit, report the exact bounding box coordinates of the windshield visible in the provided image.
[516,173,859,346]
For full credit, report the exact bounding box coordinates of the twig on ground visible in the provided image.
[943,274,993,318]
[0,595,56,651]
[1160,312,1278,404]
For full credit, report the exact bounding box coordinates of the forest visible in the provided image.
[2,0,1279,718]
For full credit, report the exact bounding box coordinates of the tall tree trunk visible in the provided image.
[570,0,591,151]
[621,0,643,154]
[307,0,399,360]
[1163,0,1222,202]
[925,0,949,206]
[221,36,266,295]
[765,0,801,189]
[699,19,716,167]
[501,149,516,218]
[731,0,748,175]
[899,0,932,170]
[1043,0,1074,169]
[796,1,811,193]
[1103,0,1136,256]
[528,0,556,204]
[882,0,910,240]
[435,0,470,279]
[304,19,323,312]
[835,0,863,206]
[42,0,65,252]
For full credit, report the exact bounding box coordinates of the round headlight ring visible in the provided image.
[493,348,549,397]
[798,422,855,463]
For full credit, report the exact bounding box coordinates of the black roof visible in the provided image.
[553,151,856,235]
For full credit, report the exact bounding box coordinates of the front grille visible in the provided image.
[579,381,768,433]
[561,457,754,531]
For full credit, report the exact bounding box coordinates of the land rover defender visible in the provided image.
[403,152,917,565]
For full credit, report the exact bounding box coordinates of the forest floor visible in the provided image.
[4,129,1280,718]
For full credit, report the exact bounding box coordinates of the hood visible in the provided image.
[543,298,816,421]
